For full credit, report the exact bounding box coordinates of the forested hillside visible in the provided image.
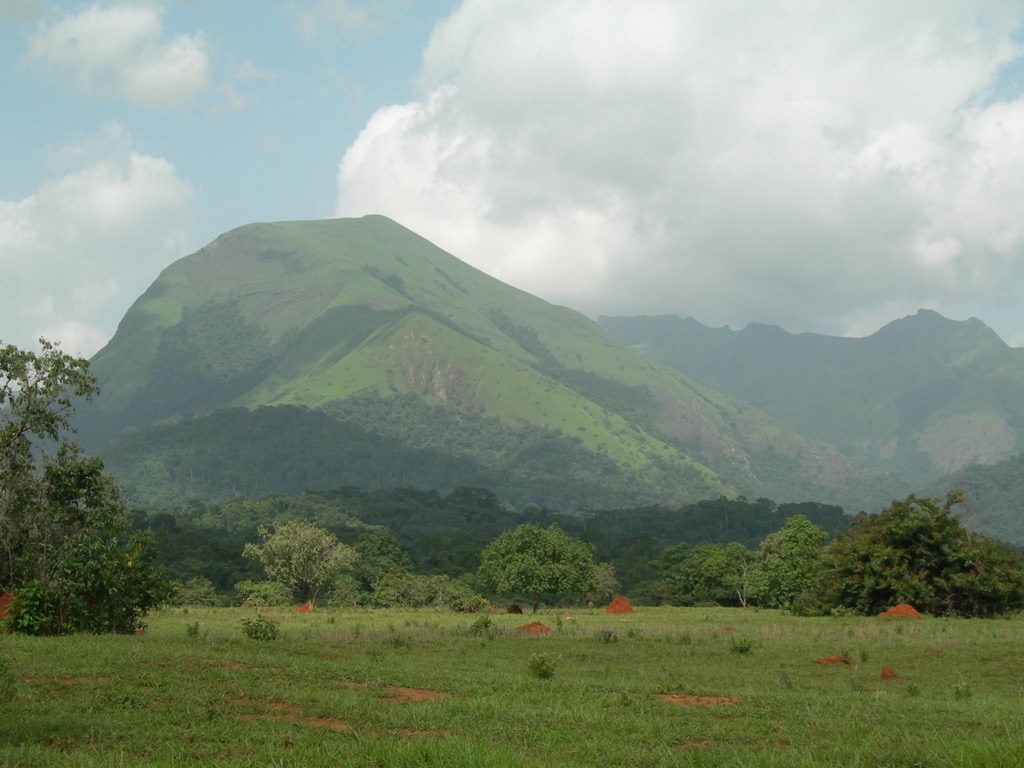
[76,215,904,513]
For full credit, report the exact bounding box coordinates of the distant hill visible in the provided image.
[599,310,1024,487]
[924,454,1024,546]
[76,215,902,512]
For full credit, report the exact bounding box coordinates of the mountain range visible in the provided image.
[71,215,1023,543]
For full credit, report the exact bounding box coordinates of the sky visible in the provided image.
[3,1,1024,358]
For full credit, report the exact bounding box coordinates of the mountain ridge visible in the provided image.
[76,215,903,513]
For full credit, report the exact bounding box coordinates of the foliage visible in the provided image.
[819,492,1024,617]
[750,514,828,612]
[172,577,219,607]
[243,519,359,607]
[654,541,755,607]
[477,524,597,612]
[351,529,414,591]
[368,566,486,611]
[239,612,279,641]
[527,653,555,680]
[1,340,171,635]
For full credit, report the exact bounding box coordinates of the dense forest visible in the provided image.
[133,486,849,604]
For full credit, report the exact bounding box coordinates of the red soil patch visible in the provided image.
[296,603,311,613]
[605,595,635,614]
[0,592,11,621]
[658,694,740,708]
[880,666,898,681]
[926,648,942,655]
[381,687,451,703]
[879,603,922,618]
[507,604,523,614]
[182,657,259,670]
[516,621,554,635]
[815,655,853,666]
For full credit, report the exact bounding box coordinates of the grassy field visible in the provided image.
[2,606,1023,767]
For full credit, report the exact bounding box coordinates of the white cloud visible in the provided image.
[336,0,1024,339]
[0,125,195,356]
[23,2,211,109]
[289,0,410,45]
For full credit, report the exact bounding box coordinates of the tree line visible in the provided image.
[3,339,1024,636]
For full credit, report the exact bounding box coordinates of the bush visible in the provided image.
[468,615,493,637]
[240,613,279,641]
[172,577,219,607]
[234,580,291,607]
[528,653,555,680]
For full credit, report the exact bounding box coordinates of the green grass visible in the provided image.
[4,607,1023,766]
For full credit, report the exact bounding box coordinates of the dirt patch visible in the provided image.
[605,595,635,614]
[879,603,922,618]
[182,658,259,670]
[880,666,898,681]
[516,621,553,635]
[296,603,311,613]
[657,694,740,708]
[342,681,450,703]
[381,687,451,703]
[0,592,11,622]
[234,698,352,731]
[815,655,852,666]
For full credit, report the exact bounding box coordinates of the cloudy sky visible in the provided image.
[4,1,1024,357]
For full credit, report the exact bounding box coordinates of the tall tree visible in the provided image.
[477,523,597,612]
[243,519,359,607]
[751,514,827,612]
[1,339,170,634]
[819,492,1024,617]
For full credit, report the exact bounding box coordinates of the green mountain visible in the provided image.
[598,311,1024,487]
[77,215,902,512]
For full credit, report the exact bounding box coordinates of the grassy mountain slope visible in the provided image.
[600,310,1024,488]
[79,216,902,512]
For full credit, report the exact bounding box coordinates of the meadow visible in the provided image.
[2,606,1022,767]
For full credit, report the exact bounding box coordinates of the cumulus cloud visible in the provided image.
[23,2,211,109]
[0,124,194,356]
[336,0,1024,338]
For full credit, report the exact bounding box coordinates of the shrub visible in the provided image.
[468,615,493,637]
[528,653,555,680]
[240,613,279,641]
[234,580,291,607]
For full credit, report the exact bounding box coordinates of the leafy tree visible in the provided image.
[1,340,170,635]
[819,492,1024,617]
[654,542,754,607]
[243,519,358,607]
[750,515,828,612]
[476,524,597,612]
[351,528,414,591]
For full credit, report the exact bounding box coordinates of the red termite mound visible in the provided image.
[515,621,553,635]
[605,595,635,614]
[0,592,10,621]
[878,604,922,618]
[507,604,523,614]
[815,655,852,666]
[296,603,311,613]
[880,666,899,681]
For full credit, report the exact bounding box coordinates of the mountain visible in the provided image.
[75,215,903,512]
[598,310,1024,487]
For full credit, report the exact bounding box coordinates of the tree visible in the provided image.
[476,524,597,612]
[654,542,754,607]
[750,515,828,612]
[819,492,1024,617]
[1,340,171,635]
[243,519,358,607]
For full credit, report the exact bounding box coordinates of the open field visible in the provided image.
[2,606,1023,767]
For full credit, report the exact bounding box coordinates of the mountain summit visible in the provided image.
[77,215,900,511]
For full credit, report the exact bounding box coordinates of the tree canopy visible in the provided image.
[477,524,597,612]
[1,340,170,634]
[819,493,1024,617]
[243,519,359,607]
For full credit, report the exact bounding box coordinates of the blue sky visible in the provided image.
[3,1,1024,356]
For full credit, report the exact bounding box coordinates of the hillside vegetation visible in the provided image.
[77,216,902,513]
